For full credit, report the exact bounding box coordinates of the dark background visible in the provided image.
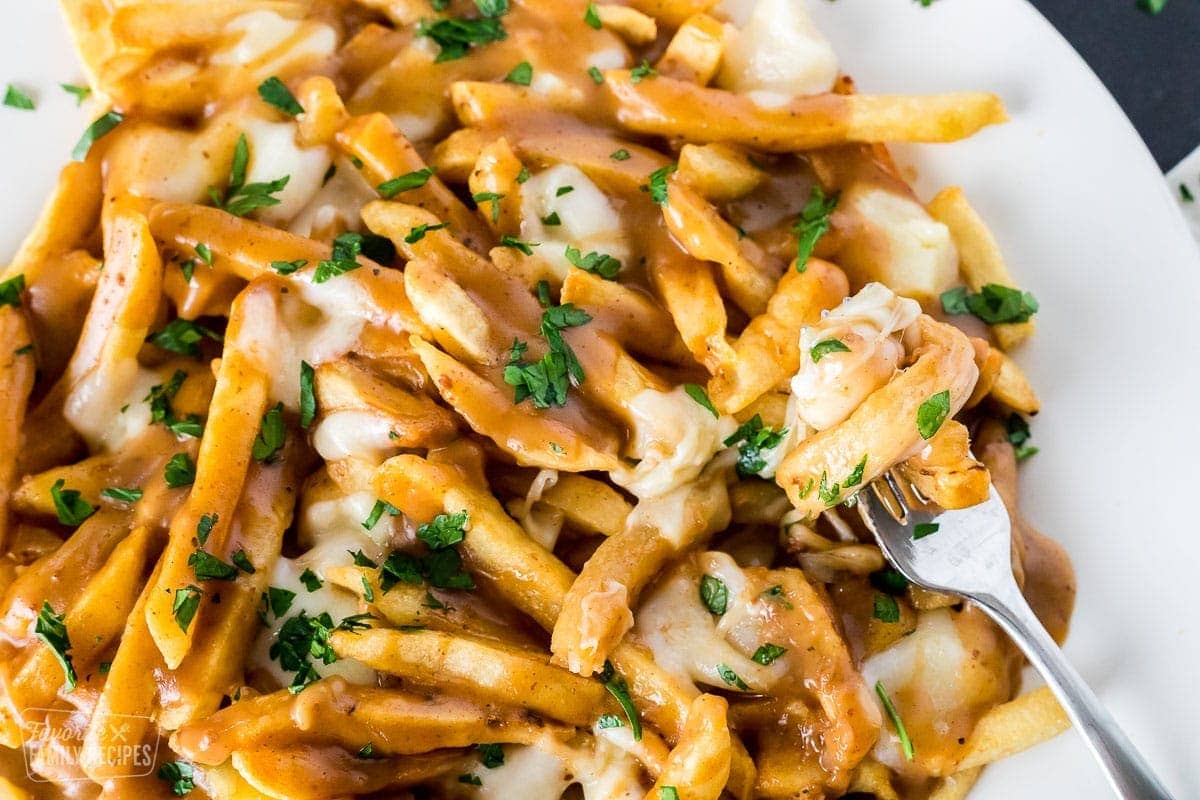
[1029,1,1200,171]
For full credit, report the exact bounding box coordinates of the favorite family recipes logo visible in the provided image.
[19,709,159,781]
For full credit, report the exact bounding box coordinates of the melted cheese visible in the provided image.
[509,469,565,551]
[716,0,839,105]
[520,165,630,279]
[844,187,959,299]
[238,118,333,227]
[211,11,336,68]
[790,282,921,431]
[311,411,399,463]
[269,279,369,410]
[612,386,736,499]
[65,364,162,453]
[288,156,379,239]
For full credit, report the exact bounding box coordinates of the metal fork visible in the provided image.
[856,476,1176,799]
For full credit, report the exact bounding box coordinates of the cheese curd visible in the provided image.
[790,282,922,432]
[716,0,839,105]
[519,165,631,280]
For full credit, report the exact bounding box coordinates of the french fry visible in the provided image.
[450,81,589,129]
[596,4,658,45]
[2,161,102,284]
[0,309,35,549]
[898,420,991,509]
[230,745,462,800]
[928,187,1034,350]
[646,243,735,374]
[331,627,606,725]
[847,758,902,800]
[708,259,848,414]
[663,174,785,316]
[144,284,277,669]
[561,269,693,366]
[777,317,980,514]
[605,71,1008,151]
[955,686,1070,770]
[552,470,730,675]
[990,349,1041,414]
[337,114,493,252]
[294,75,350,148]
[656,14,725,85]
[467,137,525,237]
[928,767,983,800]
[625,0,719,27]
[313,359,458,450]
[645,694,731,800]
[678,142,765,202]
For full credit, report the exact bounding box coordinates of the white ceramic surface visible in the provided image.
[2,2,1198,797]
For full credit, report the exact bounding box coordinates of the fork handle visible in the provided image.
[973,583,1175,799]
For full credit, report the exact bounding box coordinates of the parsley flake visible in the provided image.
[257,76,304,116]
[35,602,76,691]
[916,390,951,440]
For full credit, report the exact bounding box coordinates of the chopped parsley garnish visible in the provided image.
[760,584,793,609]
[588,66,604,84]
[699,575,728,615]
[565,246,621,279]
[209,133,290,217]
[584,2,602,28]
[844,454,867,489]
[473,191,505,222]
[940,284,1039,325]
[252,403,286,463]
[499,235,538,255]
[716,663,750,691]
[299,568,323,592]
[299,361,316,428]
[350,549,379,568]
[418,16,507,62]
[380,551,422,592]
[266,586,296,618]
[870,568,909,595]
[188,550,239,582]
[101,487,142,504]
[1137,0,1167,14]
[642,163,677,205]
[422,548,475,589]
[684,383,719,418]
[478,743,505,768]
[817,471,841,506]
[793,185,839,270]
[4,85,34,110]
[610,149,631,161]
[14,344,33,356]
[362,499,401,531]
[60,83,91,105]
[231,550,255,574]
[167,416,203,438]
[505,61,533,85]
[164,453,197,488]
[357,743,375,759]
[597,714,623,729]
[35,602,76,690]
[599,661,641,740]
[314,232,366,283]
[876,681,915,760]
[629,61,657,83]
[172,585,202,632]
[51,479,95,526]
[196,513,217,546]
[873,593,900,623]
[269,609,371,692]
[660,788,679,800]
[474,0,509,16]
[378,167,436,198]
[751,643,787,666]
[147,318,222,357]
[913,522,940,540]
[916,390,951,440]
[517,165,531,183]
[147,372,188,426]
[361,575,375,602]
[72,110,123,161]
[723,414,787,478]
[192,244,210,266]
[1181,184,1195,203]
[157,760,195,795]
[270,259,307,275]
[458,774,483,786]
[257,76,304,116]
[405,222,449,243]
[810,337,851,363]
[1006,413,1038,460]
[556,185,574,197]
[503,303,592,408]
[0,274,24,308]
[541,211,561,226]
[416,510,468,549]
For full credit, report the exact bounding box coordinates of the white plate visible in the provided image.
[2,2,1198,797]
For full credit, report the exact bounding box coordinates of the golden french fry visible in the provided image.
[605,71,1007,151]
[928,187,1034,350]
[646,244,735,374]
[561,269,693,366]
[597,4,658,44]
[847,758,902,800]
[626,0,719,27]
[3,161,101,285]
[468,137,524,236]
[657,14,725,85]
[314,359,458,450]
[898,420,990,509]
[450,81,589,129]
[173,680,564,765]
[646,694,731,800]
[663,174,784,316]
[956,686,1070,770]
[928,767,983,800]
[331,627,606,725]
[678,142,765,202]
[990,349,1040,414]
[231,745,462,800]
[295,75,350,147]
[708,259,848,414]
[0,309,35,549]
[777,317,979,514]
